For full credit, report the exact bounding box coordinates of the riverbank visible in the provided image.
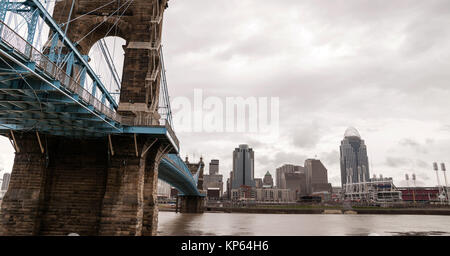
[198,206,450,215]
[157,203,450,215]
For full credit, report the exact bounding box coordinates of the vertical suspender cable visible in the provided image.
[56,0,75,68]
[160,46,173,127]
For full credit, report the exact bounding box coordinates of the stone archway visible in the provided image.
[53,0,168,125]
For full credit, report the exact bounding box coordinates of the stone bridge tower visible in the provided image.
[0,0,171,236]
[52,0,168,125]
[180,157,205,213]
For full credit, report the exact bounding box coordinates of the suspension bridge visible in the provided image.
[0,0,204,236]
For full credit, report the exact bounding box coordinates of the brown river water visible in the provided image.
[157,211,450,236]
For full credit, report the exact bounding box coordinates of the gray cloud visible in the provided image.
[320,150,340,166]
[158,0,450,187]
[385,157,411,168]
[416,160,430,169]
[292,122,323,149]
[399,138,429,154]
[329,175,342,184]
[4,0,450,188]
[399,138,420,148]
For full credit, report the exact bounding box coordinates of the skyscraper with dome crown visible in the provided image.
[340,127,370,188]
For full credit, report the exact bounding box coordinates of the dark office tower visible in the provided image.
[304,159,332,194]
[1,173,11,191]
[226,171,233,199]
[209,159,219,175]
[285,172,307,198]
[276,164,304,189]
[340,127,370,188]
[232,144,255,189]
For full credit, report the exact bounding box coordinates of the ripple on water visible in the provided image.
[157,212,450,236]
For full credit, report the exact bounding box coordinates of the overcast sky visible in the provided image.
[2,0,450,188]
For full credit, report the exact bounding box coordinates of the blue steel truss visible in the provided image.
[0,0,203,197]
[1,0,118,109]
[160,154,203,196]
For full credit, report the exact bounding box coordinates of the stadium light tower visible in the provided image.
[412,173,416,205]
[441,163,449,205]
[434,162,444,204]
[433,163,441,187]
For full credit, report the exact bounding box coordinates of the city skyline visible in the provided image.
[161,0,450,189]
[1,0,450,239]
[1,127,449,189]
[1,0,450,189]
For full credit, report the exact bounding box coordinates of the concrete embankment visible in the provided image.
[204,207,450,216]
[323,209,343,214]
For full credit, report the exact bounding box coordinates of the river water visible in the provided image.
[157,211,450,236]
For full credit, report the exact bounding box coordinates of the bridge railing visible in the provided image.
[0,20,119,122]
[164,121,179,149]
[0,20,178,139]
[165,154,197,184]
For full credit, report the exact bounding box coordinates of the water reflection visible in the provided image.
[157,212,450,236]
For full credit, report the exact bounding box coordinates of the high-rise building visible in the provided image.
[285,172,307,199]
[256,188,295,202]
[276,164,304,189]
[304,159,332,194]
[232,144,255,189]
[254,178,263,188]
[157,179,171,198]
[204,159,223,197]
[203,173,223,199]
[263,171,274,188]
[226,171,233,199]
[1,173,11,191]
[340,127,370,188]
[209,159,219,175]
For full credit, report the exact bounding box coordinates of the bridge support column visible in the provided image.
[0,133,109,236]
[179,196,205,214]
[0,132,166,236]
[0,134,46,235]
[99,135,164,236]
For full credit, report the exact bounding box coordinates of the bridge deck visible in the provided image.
[0,21,179,153]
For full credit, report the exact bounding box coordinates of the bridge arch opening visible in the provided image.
[0,136,15,181]
[87,36,126,105]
